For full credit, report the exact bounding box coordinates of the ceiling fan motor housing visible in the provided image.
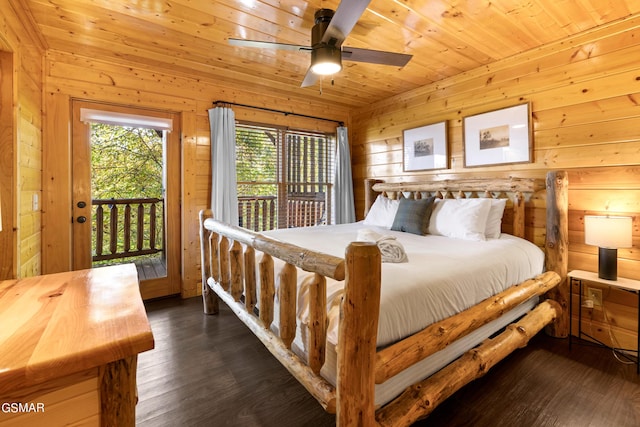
[312,9,336,46]
[311,9,341,74]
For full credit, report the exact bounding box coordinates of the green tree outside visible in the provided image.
[91,124,163,199]
[235,127,278,196]
[90,123,164,265]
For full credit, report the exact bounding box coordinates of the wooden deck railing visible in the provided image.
[238,195,277,231]
[92,198,164,262]
[238,193,326,232]
[287,192,326,228]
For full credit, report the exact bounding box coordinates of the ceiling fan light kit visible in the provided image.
[311,45,342,75]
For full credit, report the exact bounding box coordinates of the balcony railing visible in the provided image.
[238,195,277,231]
[91,194,323,264]
[92,197,164,262]
[238,193,326,232]
[287,192,326,228]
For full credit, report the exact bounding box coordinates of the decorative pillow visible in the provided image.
[428,198,492,241]
[391,197,436,235]
[363,195,400,228]
[485,198,507,239]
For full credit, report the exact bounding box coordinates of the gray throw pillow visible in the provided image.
[391,196,436,235]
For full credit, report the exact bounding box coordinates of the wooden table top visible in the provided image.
[0,264,154,394]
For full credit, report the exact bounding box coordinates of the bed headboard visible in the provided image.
[364,176,546,240]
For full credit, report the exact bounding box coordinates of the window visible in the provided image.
[236,124,335,231]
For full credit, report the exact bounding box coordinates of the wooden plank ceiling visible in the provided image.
[24,0,640,109]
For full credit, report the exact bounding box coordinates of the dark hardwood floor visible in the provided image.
[136,297,640,426]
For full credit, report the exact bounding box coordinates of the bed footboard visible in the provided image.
[198,210,361,415]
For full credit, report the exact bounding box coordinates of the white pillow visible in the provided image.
[428,198,492,241]
[485,199,507,239]
[363,195,400,228]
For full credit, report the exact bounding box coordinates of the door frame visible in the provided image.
[0,50,16,280]
[70,100,181,298]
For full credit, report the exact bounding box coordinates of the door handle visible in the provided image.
[76,216,87,223]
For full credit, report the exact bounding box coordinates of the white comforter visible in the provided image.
[262,222,544,348]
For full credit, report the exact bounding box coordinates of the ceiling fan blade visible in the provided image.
[342,47,412,67]
[301,67,319,87]
[228,38,311,52]
[321,0,372,47]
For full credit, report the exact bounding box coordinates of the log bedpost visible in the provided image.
[259,253,275,329]
[199,209,218,314]
[230,240,243,301]
[244,246,257,312]
[337,242,381,427]
[364,178,383,219]
[307,273,327,375]
[512,191,525,239]
[544,170,569,337]
[219,236,230,291]
[279,263,297,349]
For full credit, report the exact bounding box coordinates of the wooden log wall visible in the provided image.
[350,16,640,349]
[0,1,45,279]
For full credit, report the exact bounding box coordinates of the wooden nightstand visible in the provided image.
[568,269,640,373]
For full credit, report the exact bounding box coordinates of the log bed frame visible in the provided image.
[198,170,569,426]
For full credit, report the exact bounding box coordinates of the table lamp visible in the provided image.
[584,215,632,280]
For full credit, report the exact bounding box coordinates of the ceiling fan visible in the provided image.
[228,0,412,87]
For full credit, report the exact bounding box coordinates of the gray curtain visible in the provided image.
[333,126,355,224]
[208,107,238,226]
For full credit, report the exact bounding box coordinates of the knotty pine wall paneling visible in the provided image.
[43,50,350,297]
[351,15,640,349]
[0,1,45,279]
[565,167,639,349]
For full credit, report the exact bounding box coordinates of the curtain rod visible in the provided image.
[213,100,344,127]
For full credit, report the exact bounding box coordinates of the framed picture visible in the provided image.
[403,121,448,171]
[463,103,532,167]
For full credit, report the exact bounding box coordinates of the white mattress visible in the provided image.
[263,222,545,348]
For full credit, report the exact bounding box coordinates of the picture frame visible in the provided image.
[463,103,532,167]
[403,121,448,172]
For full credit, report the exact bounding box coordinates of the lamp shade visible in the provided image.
[584,215,632,248]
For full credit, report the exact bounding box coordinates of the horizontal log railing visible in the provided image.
[92,197,164,262]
